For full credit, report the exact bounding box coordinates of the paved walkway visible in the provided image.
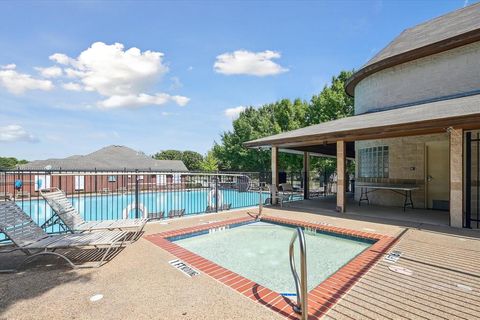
[0,207,479,319]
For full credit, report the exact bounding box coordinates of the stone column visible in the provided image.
[337,141,346,212]
[303,152,310,200]
[271,146,279,205]
[450,128,463,228]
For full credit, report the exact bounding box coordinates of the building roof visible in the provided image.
[244,94,480,148]
[19,145,188,171]
[346,3,480,96]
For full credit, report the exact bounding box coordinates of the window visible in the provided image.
[108,176,117,182]
[358,146,389,178]
[74,175,85,190]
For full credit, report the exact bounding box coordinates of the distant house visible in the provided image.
[245,4,480,229]
[4,145,188,196]
[19,145,188,171]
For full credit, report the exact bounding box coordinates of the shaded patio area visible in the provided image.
[280,194,450,228]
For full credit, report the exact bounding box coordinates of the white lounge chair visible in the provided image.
[0,201,129,272]
[40,188,148,242]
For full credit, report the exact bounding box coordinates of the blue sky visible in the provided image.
[0,0,474,160]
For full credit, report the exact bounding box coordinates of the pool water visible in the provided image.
[7,190,270,239]
[173,221,372,294]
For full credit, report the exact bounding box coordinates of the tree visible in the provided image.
[153,150,183,161]
[181,151,203,171]
[200,151,218,172]
[212,70,354,173]
[0,157,28,169]
[153,150,204,171]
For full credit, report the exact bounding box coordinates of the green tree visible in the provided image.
[153,150,204,171]
[213,70,354,173]
[200,151,219,172]
[153,150,183,161]
[0,157,28,169]
[181,151,203,171]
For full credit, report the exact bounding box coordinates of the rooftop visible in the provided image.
[18,145,188,171]
[346,3,480,96]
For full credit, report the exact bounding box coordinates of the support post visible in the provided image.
[449,128,463,228]
[336,141,346,212]
[303,152,310,200]
[271,146,279,205]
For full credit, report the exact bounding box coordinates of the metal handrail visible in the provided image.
[289,227,308,319]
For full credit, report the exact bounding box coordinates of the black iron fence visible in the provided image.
[0,168,342,239]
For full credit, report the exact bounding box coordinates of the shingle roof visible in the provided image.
[19,145,188,171]
[244,93,480,147]
[346,3,480,96]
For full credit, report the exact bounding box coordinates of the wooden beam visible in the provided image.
[449,128,463,228]
[271,146,279,205]
[336,141,346,213]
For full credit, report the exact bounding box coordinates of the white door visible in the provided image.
[74,175,85,190]
[156,174,167,185]
[34,175,51,191]
[426,140,450,209]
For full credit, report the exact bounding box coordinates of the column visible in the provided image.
[271,146,279,205]
[336,140,346,212]
[450,128,463,228]
[303,152,310,199]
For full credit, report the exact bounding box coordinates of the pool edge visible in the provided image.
[145,215,398,319]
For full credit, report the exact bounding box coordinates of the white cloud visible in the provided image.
[50,42,168,96]
[62,82,83,91]
[0,65,54,94]
[48,42,188,109]
[35,66,63,78]
[214,50,288,76]
[49,53,74,65]
[1,64,16,70]
[224,106,246,120]
[98,93,189,109]
[0,125,37,142]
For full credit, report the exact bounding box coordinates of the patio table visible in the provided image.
[358,184,419,211]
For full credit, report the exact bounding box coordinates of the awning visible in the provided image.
[244,94,480,150]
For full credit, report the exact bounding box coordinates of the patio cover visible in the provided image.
[244,93,480,153]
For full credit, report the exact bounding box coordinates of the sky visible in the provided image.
[0,0,475,160]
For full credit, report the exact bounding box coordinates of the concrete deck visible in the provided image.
[1,207,479,319]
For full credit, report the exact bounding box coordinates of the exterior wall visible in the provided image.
[355,133,449,208]
[354,41,480,114]
[0,173,186,197]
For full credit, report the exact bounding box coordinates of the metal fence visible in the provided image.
[0,168,343,238]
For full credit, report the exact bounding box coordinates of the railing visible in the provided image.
[289,226,308,319]
[0,169,269,238]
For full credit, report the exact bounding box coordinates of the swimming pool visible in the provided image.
[147,216,395,318]
[171,221,373,294]
[15,189,270,231]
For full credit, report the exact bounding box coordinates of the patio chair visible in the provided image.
[205,203,231,213]
[0,192,12,200]
[40,188,148,242]
[168,209,185,218]
[268,184,291,207]
[0,201,129,272]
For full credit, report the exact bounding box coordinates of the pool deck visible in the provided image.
[1,207,479,319]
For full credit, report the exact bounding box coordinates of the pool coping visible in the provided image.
[145,215,398,319]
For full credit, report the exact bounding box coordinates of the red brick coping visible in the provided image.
[145,216,398,319]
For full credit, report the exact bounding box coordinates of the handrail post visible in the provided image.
[289,227,308,319]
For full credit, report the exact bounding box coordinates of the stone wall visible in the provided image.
[354,41,480,114]
[355,133,449,208]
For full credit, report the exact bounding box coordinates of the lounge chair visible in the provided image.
[0,192,12,200]
[40,188,148,241]
[15,191,30,199]
[205,203,231,213]
[0,201,129,271]
[168,209,185,218]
